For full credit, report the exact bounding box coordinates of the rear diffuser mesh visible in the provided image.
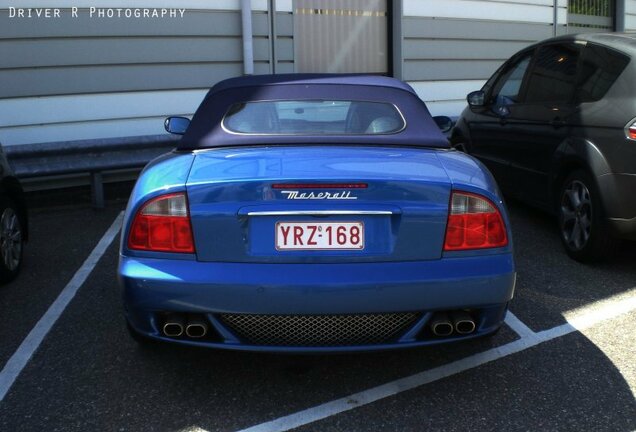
[219,313,419,347]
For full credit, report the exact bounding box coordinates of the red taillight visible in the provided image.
[272,183,368,189]
[628,123,636,140]
[128,193,195,253]
[443,191,508,251]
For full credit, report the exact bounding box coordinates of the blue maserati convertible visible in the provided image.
[119,74,515,352]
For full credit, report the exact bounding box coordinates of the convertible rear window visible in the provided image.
[223,100,405,135]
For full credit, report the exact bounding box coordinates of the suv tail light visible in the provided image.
[627,119,636,140]
[444,191,508,251]
[128,193,195,253]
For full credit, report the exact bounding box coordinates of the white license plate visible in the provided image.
[275,222,364,250]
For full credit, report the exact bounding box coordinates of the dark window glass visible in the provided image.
[491,53,533,105]
[524,43,581,103]
[575,43,630,103]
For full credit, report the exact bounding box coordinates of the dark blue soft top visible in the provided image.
[208,73,419,94]
[178,74,449,150]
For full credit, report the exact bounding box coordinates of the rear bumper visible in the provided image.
[597,173,636,240]
[119,254,515,352]
[606,216,636,240]
[598,173,636,228]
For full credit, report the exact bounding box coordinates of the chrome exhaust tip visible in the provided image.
[185,318,209,338]
[162,315,185,337]
[430,312,454,337]
[451,310,476,334]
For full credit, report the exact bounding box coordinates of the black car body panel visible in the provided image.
[453,33,636,244]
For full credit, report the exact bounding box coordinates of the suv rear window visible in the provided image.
[576,43,630,103]
[223,100,405,135]
[524,43,581,104]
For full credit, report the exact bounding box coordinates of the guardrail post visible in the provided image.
[91,172,105,208]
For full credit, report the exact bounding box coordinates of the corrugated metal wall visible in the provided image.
[293,0,387,74]
[0,0,293,146]
[401,0,569,116]
[626,0,636,29]
[0,0,632,147]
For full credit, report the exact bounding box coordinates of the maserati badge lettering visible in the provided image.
[281,190,357,200]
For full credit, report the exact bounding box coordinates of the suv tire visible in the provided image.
[558,169,619,262]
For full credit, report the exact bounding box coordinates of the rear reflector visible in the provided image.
[272,183,368,189]
[444,191,508,251]
[128,193,195,253]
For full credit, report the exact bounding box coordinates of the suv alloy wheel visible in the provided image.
[558,170,619,262]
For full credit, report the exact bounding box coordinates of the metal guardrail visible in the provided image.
[4,134,179,208]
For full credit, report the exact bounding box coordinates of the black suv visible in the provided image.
[452,33,636,262]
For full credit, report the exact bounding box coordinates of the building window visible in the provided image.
[293,0,389,74]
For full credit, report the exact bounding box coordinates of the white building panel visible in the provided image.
[408,80,487,116]
[0,90,206,128]
[276,0,293,12]
[403,0,555,24]
[1,1,270,11]
[0,90,208,145]
[424,100,472,117]
[626,0,636,30]
[0,118,170,146]
[408,80,486,102]
[0,0,630,147]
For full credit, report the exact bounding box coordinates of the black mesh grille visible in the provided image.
[219,313,419,346]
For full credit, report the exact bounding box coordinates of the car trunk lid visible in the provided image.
[186,146,452,262]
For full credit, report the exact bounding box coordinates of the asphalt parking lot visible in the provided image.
[0,197,635,431]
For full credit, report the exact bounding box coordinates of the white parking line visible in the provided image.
[236,289,636,432]
[0,212,123,402]
[504,311,537,339]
